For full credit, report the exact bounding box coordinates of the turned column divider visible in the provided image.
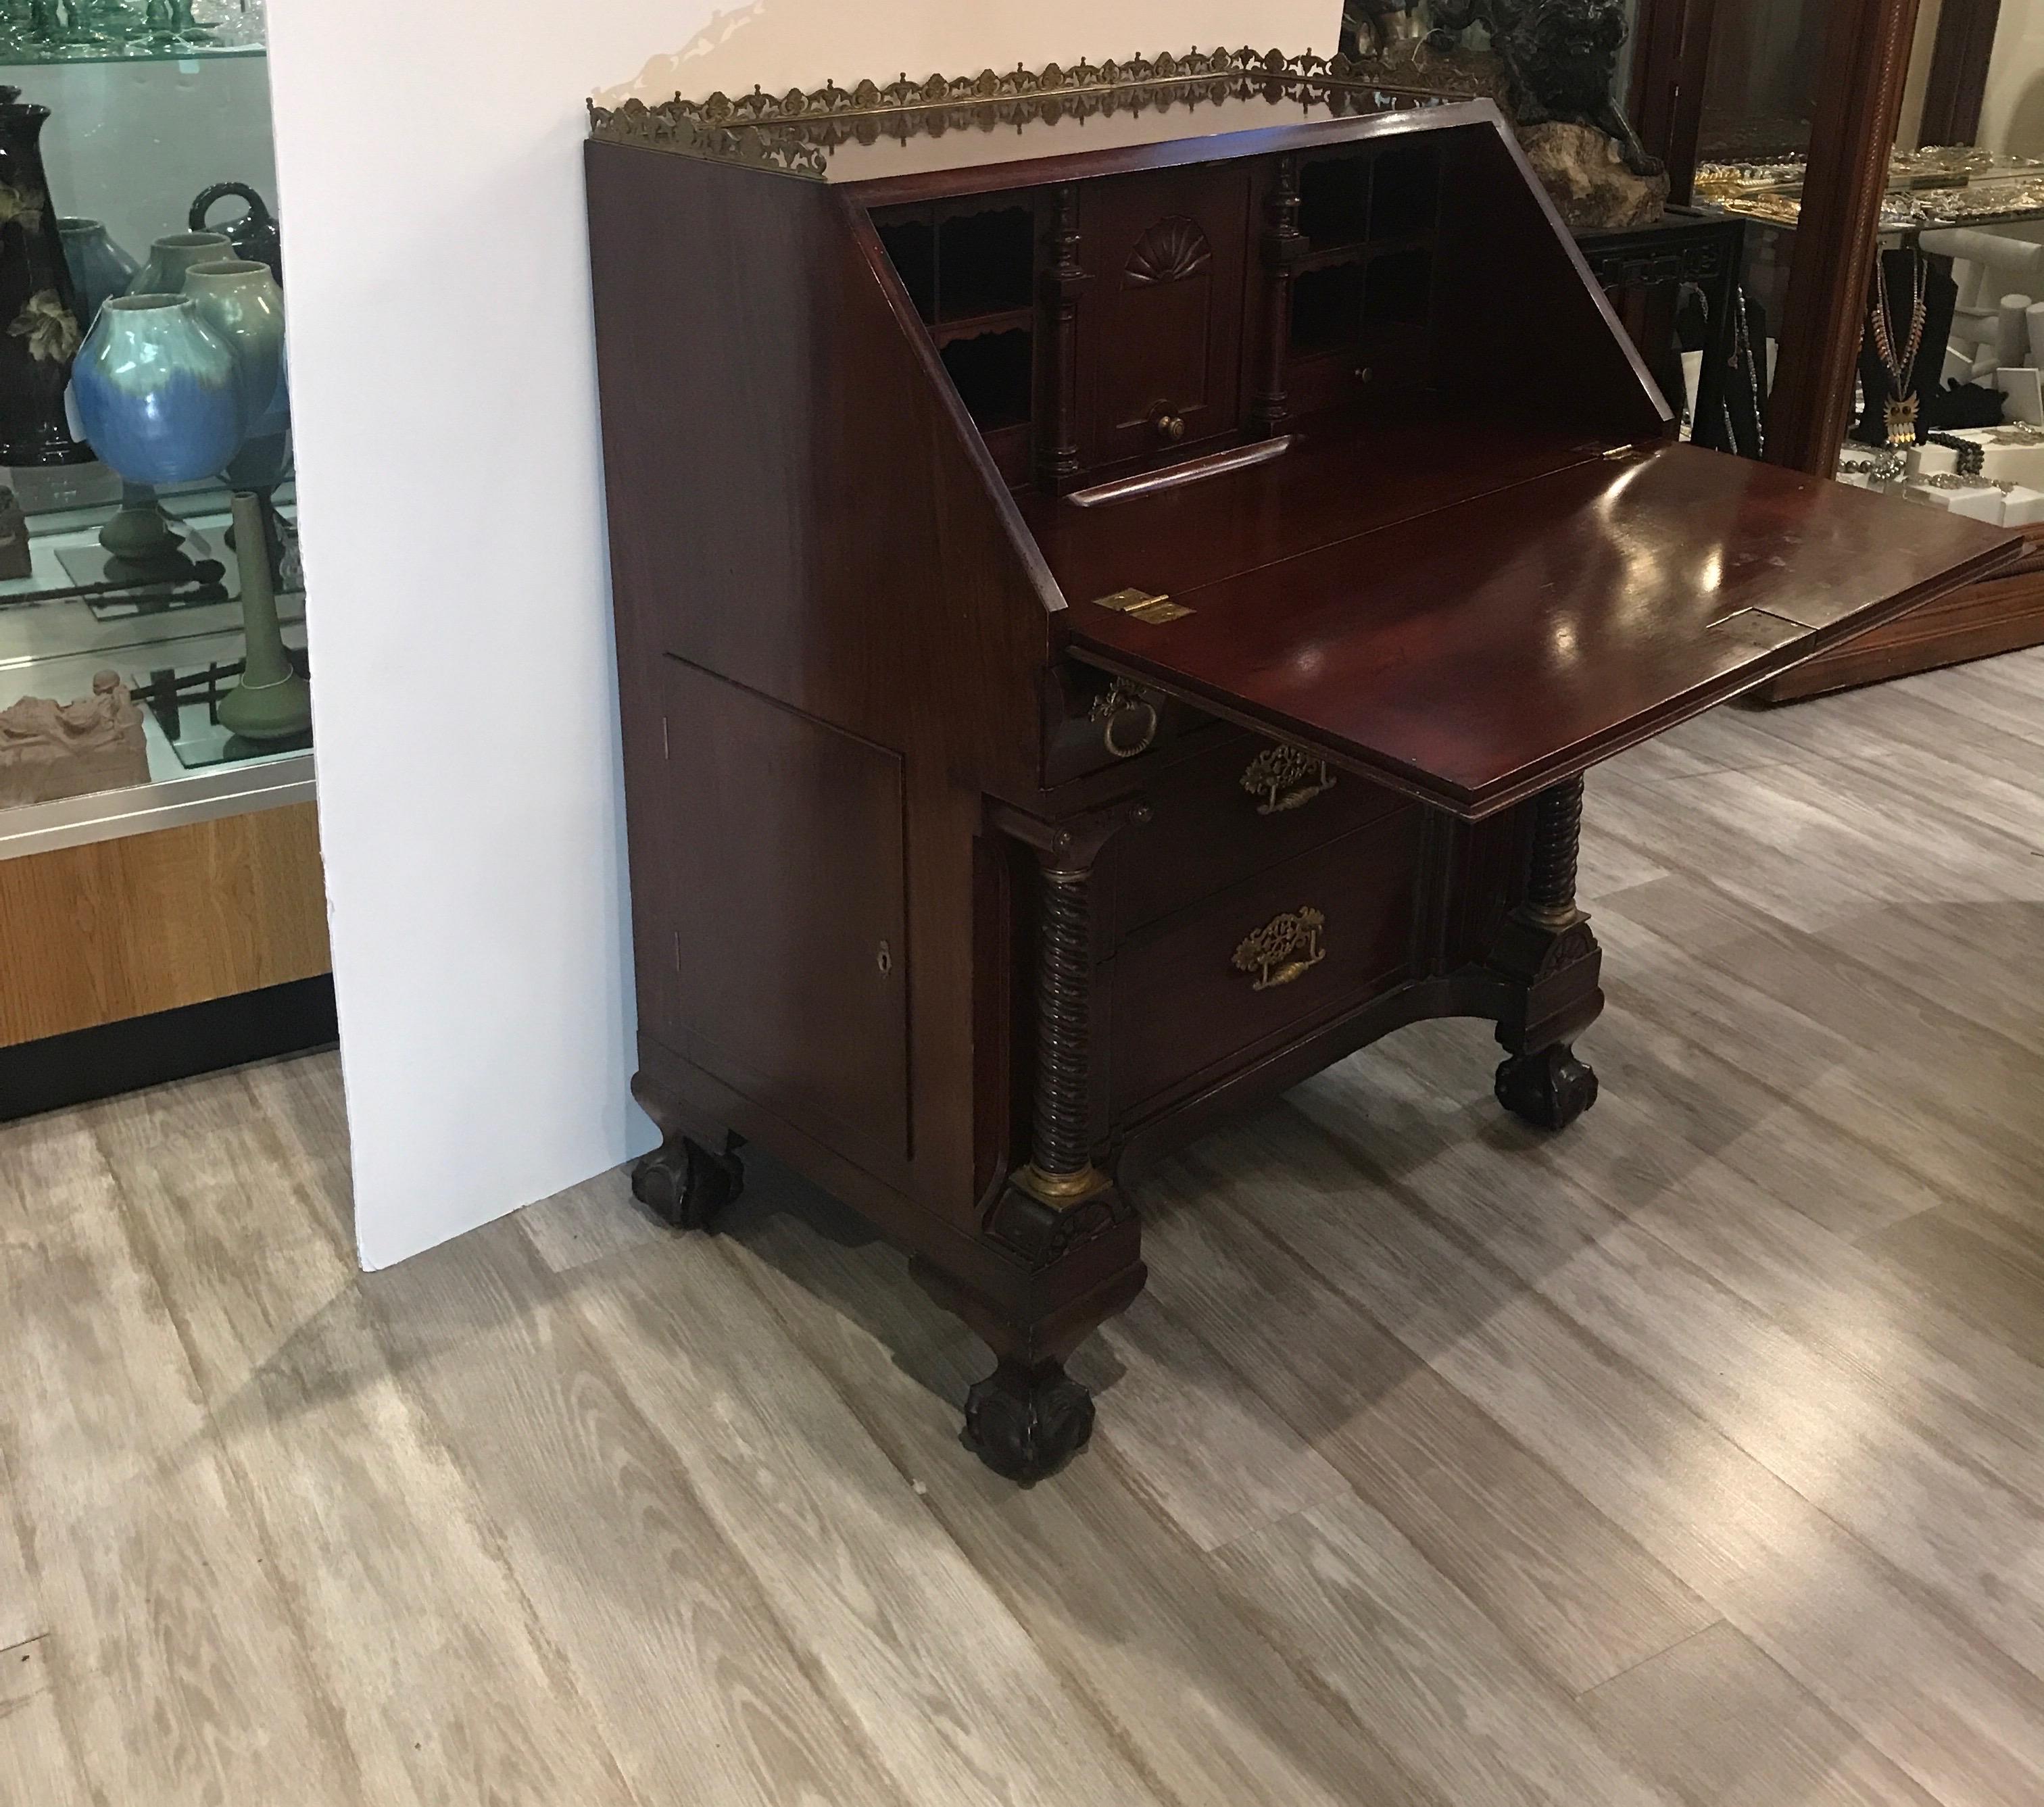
[1038,184,1089,494]
[1251,154,1306,439]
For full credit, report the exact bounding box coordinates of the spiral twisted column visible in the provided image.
[1525,775,1586,929]
[1021,860,1100,1201]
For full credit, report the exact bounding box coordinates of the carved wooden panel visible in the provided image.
[1079,163,1251,467]
[653,658,910,1169]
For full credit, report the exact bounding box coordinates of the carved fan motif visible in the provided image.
[1125,216,1213,286]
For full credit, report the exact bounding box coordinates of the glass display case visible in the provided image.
[0,0,330,1116]
[0,0,308,860]
[1649,0,2044,699]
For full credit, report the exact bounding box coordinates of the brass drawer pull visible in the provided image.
[1232,906,1326,991]
[1241,742,1336,814]
[1091,678,1159,759]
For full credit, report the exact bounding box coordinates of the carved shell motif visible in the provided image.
[1125,217,1213,286]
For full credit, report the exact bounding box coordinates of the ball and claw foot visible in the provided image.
[1495,1043,1601,1131]
[631,1137,744,1231]
[963,1358,1096,1483]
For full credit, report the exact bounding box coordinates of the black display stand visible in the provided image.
[1576,208,1749,453]
[1851,247,1960,446]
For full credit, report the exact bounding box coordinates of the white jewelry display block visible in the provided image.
[1982,441,2044,488]
[2001,294,2033,368]
[1905,480,2008,523]
[1893,431,2044,489]
[2001,485,2044,526]
[1998,365,2044,424]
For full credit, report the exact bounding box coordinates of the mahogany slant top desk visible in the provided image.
[585,51,2015,1481]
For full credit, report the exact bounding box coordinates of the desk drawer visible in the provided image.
[1106,806,1421,1117]
[1106,732,1408,941]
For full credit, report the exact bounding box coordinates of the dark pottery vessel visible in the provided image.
[0,85,91,466]
[191,181,281,285]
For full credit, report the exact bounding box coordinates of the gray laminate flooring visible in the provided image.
[7,651,2044,1806]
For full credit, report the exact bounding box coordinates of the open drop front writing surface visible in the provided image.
[1062,440,2020,818]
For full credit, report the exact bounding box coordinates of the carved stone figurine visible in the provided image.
[1430,0,1664,177]
[0,669,148,808]
[1422,0,1668,226]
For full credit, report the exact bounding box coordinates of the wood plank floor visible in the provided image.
[7,649,2044,1804]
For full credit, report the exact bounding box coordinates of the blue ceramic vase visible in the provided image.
[71,293,241,485]
[58,218,137,326]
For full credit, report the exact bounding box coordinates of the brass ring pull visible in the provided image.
[1091,679,1159,760]
[1232,906,1327,991]
[1240,742,1337,814]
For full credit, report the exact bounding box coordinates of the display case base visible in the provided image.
[0,974,336,1124]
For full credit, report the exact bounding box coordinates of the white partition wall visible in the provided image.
[266,1,1332,1269]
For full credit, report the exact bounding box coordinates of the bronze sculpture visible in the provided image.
[1428,0,1664,176]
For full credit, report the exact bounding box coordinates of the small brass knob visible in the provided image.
[1155,412,1186,442]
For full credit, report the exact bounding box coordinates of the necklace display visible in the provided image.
[1839,449,1907,482]
[1916,471,2016,492]
[1868,252,1929,447]
[1720,287,1764,459]
[1923,430,1986,476]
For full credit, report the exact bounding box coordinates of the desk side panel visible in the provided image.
[1433,123,1672,445]
[587,143,1048,1230]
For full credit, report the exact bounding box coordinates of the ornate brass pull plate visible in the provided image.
[1232,906,1326,991]
[1240,741,1336,814]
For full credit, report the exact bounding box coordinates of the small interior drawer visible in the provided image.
[1103,806,1421,1119]
[1103,731,1409,942]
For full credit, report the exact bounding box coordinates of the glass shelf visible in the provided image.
[0,1,263,67]
[0,39,261,66]
[0,476,307,835]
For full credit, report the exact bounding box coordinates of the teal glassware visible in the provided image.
[71,293,241,485]
[58,218,138,326]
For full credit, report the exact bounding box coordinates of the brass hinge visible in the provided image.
[1093,587,1192,624]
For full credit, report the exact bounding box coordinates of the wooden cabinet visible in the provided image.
[586,51,2016,1482]
[1102,807,1423,1120]
[1074,163,1252,464]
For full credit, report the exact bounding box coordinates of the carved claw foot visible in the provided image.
[963,1357,1095,1483]
[630,1137,744,1231]
[1494,1043,1601,1131]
